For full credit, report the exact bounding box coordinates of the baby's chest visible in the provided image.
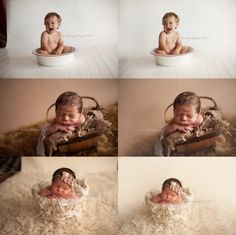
[166,35,178,44]
[48,34,60,44]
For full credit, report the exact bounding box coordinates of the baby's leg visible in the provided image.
[62,46,73,54]
[180,46,191,54]
[154,48,168,55]
[37,49,50,55]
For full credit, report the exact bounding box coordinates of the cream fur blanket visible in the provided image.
[119,195,236,235]
[0,171,118,235]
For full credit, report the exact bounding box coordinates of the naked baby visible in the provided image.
[155,12,189,55]
[38,12,71,55]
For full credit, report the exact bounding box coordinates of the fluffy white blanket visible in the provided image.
[119,191,236,235]
[0,171,118,235]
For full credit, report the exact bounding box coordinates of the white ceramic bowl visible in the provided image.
[150,47,194,66]
[32,47,77,66]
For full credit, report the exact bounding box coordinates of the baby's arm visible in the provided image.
[40,32,53,54]
[159,32,171,54]
[164,123,193,136]
[150,193,162,203]
[171,32,182,55]
[54,32,65,55]
[39,186,51,197]
[46,123,76,136]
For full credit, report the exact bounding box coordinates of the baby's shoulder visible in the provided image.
[41,31,49,38]
[159,31,167,37]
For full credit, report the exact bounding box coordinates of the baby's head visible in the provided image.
[173,91,201,126]
[162,12,180,34]
[51,167,76,197]
[54,91,83,126]
[44,12,62,34]
[161,178,183,204]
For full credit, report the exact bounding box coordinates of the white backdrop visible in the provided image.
[22,157,117,175]
[118,157,236,219]
[119,0,236,56]
[7,0,118,49]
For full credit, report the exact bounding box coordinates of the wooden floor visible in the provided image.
[0,47,118,78]
[119,53,236,78]
[1,48,235,79]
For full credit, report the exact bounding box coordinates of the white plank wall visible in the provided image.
[0,47,118,79]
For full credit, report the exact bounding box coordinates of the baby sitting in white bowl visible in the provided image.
[154,12,190,55]
[37,12,72,55]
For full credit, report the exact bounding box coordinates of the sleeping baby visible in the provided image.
[38,167,78,199]
[32,167,89,222]
[145,178,193,227]
[150,178,183,204]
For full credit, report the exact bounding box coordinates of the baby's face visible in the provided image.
[45,16,60,34]
[163,16,178,34]
[51,179,74,197]
[55,104,81,127]
[160,187,182,204]
[173,104,199,126]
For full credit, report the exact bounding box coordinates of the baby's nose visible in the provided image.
[63,115,69,121]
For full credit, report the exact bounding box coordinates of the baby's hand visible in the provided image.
[47,194,58,199]
[150,194,162,203]
[165,124,193,135]
[46,124,76,136]
[55,50,62,55]
[176,125,193,133]
[53,48,63,55]
[57,125,76,133]
[170,48,180,55]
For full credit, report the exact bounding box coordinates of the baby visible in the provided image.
[164,91,204,137]
[36,91,86,156]
[151,178,183,204]
[39,167,77,199]
[155,91,205,156]
[45,91,86,136]
[38,12,71,55]
[155,12,189,55]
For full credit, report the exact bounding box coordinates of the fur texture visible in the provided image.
[0,171,118,235]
